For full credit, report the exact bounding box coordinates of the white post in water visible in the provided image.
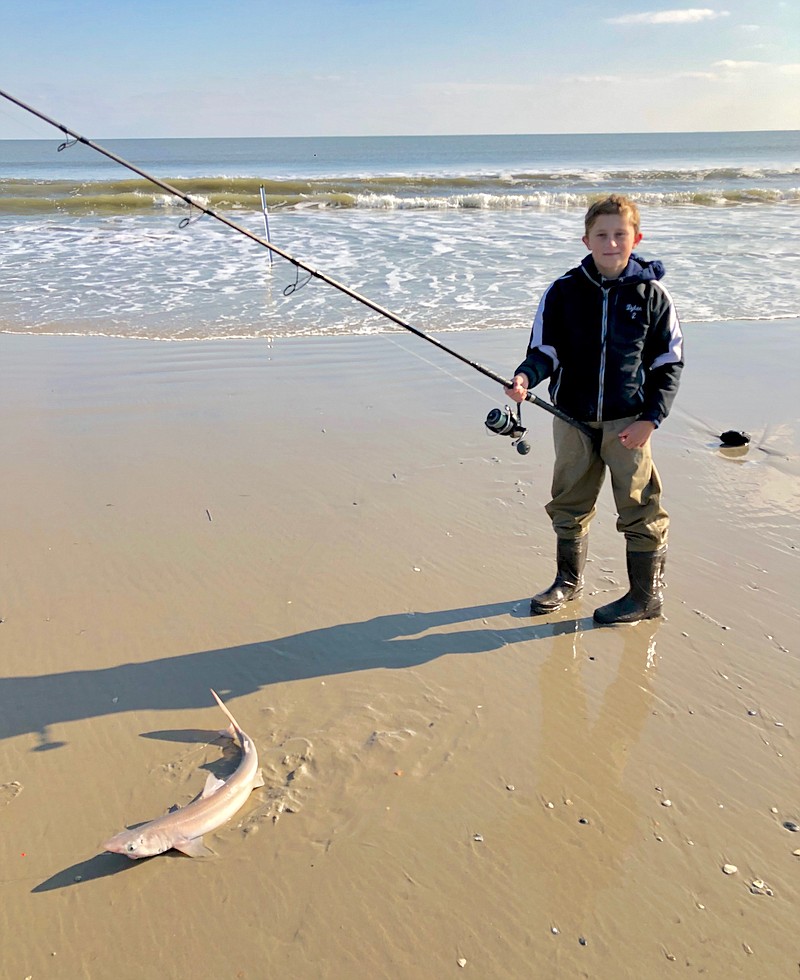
[259,185,274,267]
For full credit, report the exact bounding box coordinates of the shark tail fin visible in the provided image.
[210,688,243,736]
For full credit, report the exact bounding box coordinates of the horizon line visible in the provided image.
[1,127,799,142]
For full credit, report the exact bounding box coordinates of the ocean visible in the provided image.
[0,131,798,340]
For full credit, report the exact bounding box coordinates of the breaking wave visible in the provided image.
[1,170,799,215]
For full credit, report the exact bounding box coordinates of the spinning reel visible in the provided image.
[485,403,531,455]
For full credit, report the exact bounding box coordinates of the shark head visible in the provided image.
[103,827,168,860]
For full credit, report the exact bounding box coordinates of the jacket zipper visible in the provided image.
[597,286,609,421]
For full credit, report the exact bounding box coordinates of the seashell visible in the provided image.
[722,863,738,875]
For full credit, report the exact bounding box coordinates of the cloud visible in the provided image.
[565,75,624,84]
[607,8,729,25]
[671,60,800,83]
[712,59,765,70]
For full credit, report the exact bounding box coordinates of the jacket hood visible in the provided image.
[581,253,666,284]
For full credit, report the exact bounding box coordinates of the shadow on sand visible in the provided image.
[3,599,595,748]
[15,600,656,893]
[31,850,188,892]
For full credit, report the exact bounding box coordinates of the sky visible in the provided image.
[1,0,798,138]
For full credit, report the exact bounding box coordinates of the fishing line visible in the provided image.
[0,87,593,438]
[0,100,48,139]
[381,331,499,405]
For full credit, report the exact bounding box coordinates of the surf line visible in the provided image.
[0,87,592,438]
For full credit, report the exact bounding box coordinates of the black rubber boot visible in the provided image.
[593,547,667,626]
[529,536,588,615]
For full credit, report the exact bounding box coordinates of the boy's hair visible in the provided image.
[584,194,640,236]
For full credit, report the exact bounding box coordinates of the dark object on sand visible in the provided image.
[719,430,751,447]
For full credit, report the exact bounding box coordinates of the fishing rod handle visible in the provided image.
[525,392,596,439]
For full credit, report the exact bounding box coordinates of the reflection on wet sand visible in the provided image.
[535,622,658,941]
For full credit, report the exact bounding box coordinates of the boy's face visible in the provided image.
[582,214,642,279]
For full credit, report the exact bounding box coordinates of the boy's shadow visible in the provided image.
[1,599,596,749]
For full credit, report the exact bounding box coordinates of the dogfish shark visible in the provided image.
[103,689,264,859]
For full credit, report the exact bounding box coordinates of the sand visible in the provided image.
[1,321,798,979]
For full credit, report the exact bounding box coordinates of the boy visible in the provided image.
[506,195,683,626]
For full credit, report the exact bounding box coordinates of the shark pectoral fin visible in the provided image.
[172,836,212,858]
[253,769,266,790]
[200,773,226,798]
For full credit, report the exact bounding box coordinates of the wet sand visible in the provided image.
[1,321,798,979]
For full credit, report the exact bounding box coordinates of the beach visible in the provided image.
[1,321,798,978]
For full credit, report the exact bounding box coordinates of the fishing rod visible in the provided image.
[0,87,594,441]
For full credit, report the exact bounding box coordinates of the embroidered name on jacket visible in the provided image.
[626,303,643,318]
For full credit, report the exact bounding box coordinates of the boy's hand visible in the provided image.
[619,420,656,449]
[505,374,529,404]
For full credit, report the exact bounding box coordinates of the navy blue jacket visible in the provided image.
[515,254,684,426]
